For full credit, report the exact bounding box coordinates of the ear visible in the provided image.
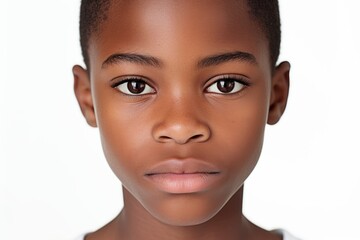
[267,61,290,125]
[73,65,97,127]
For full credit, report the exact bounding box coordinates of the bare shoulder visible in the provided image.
[247,221,283,240]
[84,218,123,240]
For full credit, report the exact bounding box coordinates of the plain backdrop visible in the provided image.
[1,1,360,239]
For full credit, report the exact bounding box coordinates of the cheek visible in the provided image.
[210,93,269,185]
[93,88,150,186]
[224,117,266,184]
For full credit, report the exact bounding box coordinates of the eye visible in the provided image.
[206,75,249,94]
[113,78,155,96]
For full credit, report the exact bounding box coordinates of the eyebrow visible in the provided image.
[102,53,162,68]
[197,51,257,68]
[101,51,257,69]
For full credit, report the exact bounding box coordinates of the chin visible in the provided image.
[142,192,229,227]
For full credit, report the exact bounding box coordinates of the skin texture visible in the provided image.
[73,0,290,239]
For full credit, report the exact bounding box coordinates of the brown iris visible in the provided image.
[217,80,235,93]
[127,81,146,94]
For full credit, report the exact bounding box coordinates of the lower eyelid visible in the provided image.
[111,75,249,96]
[112,79,156,96]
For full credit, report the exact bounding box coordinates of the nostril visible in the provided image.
[190,134,203,140]
[158,134,204,144]
[153,123,211,144]
[158,136,172,142]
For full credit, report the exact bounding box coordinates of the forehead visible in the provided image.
[89,0,269,72]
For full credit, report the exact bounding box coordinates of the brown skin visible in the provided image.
[73,0,290,239]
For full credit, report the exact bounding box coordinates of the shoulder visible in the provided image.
[273,229,302,240]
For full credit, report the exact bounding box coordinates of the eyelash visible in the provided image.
[111,76,156,96]
[111,75,250,96]
[205,75,250,95]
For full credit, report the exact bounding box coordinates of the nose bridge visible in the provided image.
[169,92,199,119]
[152,93,211,144]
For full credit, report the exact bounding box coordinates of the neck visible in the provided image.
[114,186,252,240]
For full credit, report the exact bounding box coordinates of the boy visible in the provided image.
[73,0,298,239]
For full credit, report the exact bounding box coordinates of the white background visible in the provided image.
[1,0,360,239]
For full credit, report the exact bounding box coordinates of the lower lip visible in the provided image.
[145,173,221,194]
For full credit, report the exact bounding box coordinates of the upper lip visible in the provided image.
[144,158,220,176]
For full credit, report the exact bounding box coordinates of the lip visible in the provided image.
[144,159,221,194]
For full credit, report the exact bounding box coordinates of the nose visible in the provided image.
[152,103,211,144]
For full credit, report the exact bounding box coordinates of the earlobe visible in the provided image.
[267,61,290,125]
[73,65,97,127]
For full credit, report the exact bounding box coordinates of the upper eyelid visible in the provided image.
[205,74,251,87]
[109,74,250,88]
[110,75,154,88]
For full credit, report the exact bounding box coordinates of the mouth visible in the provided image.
[144,159,221,194]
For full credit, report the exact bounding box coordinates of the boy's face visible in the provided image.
[74,0,289,226]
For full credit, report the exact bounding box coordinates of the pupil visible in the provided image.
[217,80,235,93]
[128,81,145,94]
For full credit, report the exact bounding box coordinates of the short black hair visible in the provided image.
[79,0,281,69]
[246,1,281,69]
